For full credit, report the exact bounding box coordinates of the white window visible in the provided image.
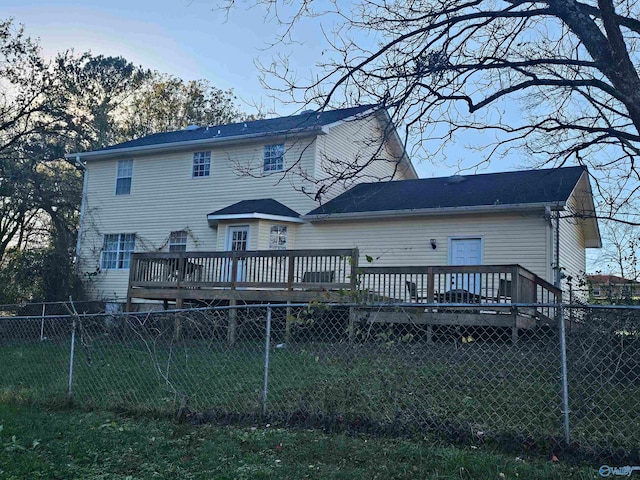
[269,225,288,250]
[192,151,211,177]
[592,287,601,297]
[169,230,188,252]
[100,233,135,270]
[115,160,133,195]
[263,144,284,172]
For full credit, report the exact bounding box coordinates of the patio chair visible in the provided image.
[405,281,431,302]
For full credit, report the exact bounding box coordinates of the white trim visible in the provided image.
[304,202,566,222]
[67,128,327,161]
[191,151,211,178]
[208,212,304,226]
[448,236,483,265]
[114,159,133,196]
[225,225,251,251]
[269,225,288,250]
[568,171,602,248]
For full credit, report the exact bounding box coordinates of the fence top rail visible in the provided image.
[132,248,357,260]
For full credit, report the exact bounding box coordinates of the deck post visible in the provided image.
[125,254,137,312]
[285,302,292,342]
[348,307,356,344]
[511,304,518,344]
[427,324,434,344]
[427,267,435,303]
[176,254,185,290]
[511,266,520,304]
[350,248,359,296]
[228,253,238,345]
[348,249,359,343]
[285,253,295,341]
[174,297,184,340]
[228,298,237,345]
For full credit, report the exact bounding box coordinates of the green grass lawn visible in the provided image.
[0,403,599,479]
[1,337,638,459]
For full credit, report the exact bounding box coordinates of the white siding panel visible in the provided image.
[296,212,551,281]
[315,116,415,201]
[558,194,587,295]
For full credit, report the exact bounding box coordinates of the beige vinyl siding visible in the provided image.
[79,138,317,300]
[557,194,587,295]
[296,211,551,281]
[314,115,415,201]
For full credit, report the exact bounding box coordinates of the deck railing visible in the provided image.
[129,248,359,292]
[129,251,561,319]
[357,264,561,319]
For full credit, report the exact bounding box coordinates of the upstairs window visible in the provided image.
[101,233,135,270]
[169,230,188,252]
[269,225,288,250]
[115,160,133,195]
[192,151,211,177]
[263,144,284,172]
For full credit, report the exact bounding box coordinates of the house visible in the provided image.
[68,105,601,311]
[587,274,640,303]
[69,105,415,303]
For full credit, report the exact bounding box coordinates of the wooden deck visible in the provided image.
[126,249,561,340]
[126,248,359,309]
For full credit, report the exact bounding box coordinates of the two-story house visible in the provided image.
[69,105,600,310]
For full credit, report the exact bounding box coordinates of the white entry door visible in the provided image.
[225,226,250,282]
[449,238,482,294]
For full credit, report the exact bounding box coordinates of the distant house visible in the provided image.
[587,274,640,303]
[67,105,601,308]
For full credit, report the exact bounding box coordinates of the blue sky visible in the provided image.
[5,0,279,105]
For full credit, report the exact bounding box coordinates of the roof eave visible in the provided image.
[304,201,566,221]
[66,126,327,161]
[574,171,602,248]
[207,212,305,226]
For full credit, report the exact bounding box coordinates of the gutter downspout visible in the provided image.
[555,211,561,289]
[545,206,554,283]
[74,156,88,275]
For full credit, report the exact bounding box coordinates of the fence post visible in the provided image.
[559,304,570,444]
[40,303,46,342]
[262,306,272,416]
[67,315,77,402]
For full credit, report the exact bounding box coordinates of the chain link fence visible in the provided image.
[0,302,638,464]
[0,300,104,318]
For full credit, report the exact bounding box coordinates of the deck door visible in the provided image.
[225,226,250,282]
[449,238,482,294]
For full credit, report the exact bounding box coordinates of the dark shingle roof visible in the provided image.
[307,166,587,217]
[208,199,300,218]
[98,105,376,153]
